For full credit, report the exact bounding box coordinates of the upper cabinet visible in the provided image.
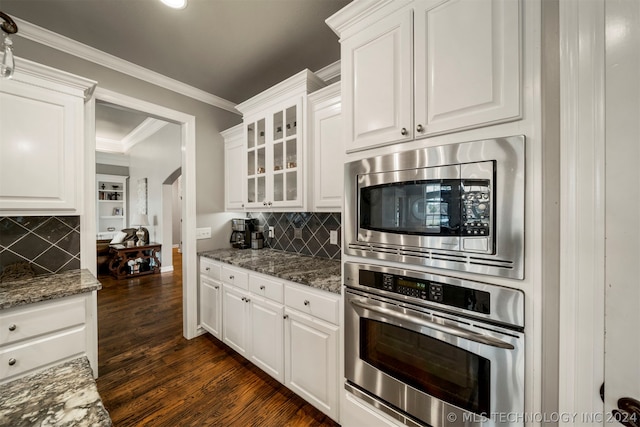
[0,59,95,214]
[222,124,246,211]
[308,83,343,211]
[231,70,326,212]
[328,0,521,152]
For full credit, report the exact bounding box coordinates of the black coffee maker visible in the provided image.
[230,218,257,249]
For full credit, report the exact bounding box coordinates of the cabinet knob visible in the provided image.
[263,202,268,206]
[241,297,246,302]
[214,285,219,290]
[241,204,245,208]
[401,127,408,136]
[416,124,424,133]
[8,358,16,366]
[260,285,265,290]
[8,324,16,331]
[283,315,289,320]
[245,298,250,303]
[229,275,234,280]
[205,267,210,271]
[268,201,273,206]
[304,300,310,306]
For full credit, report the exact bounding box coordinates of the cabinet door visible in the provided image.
[341,7,413,152]
[284,309,339,420]
[310,93,343,211]
[245,118,268,209]
[222,285,250,356]
[249,297,284,382]
[0,79,82,212]
[271,101,303,209]
[200,276,222,340]
[414,0,520,135]
[225,135,246,211]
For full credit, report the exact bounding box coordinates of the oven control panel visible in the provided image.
[362,270,490,314]
[461,182,491,236]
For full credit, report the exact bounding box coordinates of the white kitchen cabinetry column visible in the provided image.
[308,83,343,212]
[0,59,95,215]
[328,0,521,152]
[199,258,222,339]
[221,124,246,211]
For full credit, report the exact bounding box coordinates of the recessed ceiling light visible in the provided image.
[160,0,187,9]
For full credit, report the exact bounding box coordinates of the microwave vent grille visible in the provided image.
[348,243,517,276]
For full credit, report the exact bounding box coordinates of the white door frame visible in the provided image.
[83,87,199,339]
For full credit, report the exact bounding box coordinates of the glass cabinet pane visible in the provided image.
[273,142,283,171]
[286,138,297,169]
[248,178,255,203]
[257,176,266,203]
[273,110,284,141]
[286,172,297,201]
[247,124,255,149]
[257,147,266,174]
[257,119,266,146]
[247,151,255,176]
[286,106,297,137]
[273,174,283,202]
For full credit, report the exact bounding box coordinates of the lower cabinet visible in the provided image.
[284,307,339,421]
[0,292,98,383]
[199,257,340,422]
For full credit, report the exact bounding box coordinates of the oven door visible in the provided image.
[345,289,524,427]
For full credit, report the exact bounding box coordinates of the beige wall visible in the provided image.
[13,37,242,251]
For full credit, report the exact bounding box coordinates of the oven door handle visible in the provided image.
[350,299,515,350]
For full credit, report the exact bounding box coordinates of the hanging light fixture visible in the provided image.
[160,0,187,10]
[0,11,18,79]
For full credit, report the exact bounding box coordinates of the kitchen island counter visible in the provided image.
[0,269,101,310]
[199,249,341,294]
[0,356,112,426]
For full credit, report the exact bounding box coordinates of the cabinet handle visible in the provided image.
[241,297,246,302]
[229,275,234,280]
[401,127,408,136]
[8,324,16,331]
[416,124,424,133]
[8,358,16,366]
[241,204,245,208]
[268,201,272,206]
[260,285,265,290]
[263,202,268,206]
[283,315,289,320]
[205,267,210,271]
[245,298,250,303]
[214,285,219,290]
[304,300,310,306]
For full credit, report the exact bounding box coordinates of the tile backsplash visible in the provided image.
[251,212,341,260]
[0,216,81,277]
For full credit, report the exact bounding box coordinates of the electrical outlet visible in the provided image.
[294,227,302,240]
[196,227,211,239]
[330,230,338,245]
[268,226,274,239]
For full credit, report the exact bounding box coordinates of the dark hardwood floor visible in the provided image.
[96,249,340,427]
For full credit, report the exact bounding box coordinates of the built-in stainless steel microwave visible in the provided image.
[345,135,525,279]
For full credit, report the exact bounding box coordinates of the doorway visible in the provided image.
[84,87,199,339]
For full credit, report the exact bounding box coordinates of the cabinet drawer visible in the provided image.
[200,257,221,280]
[0,326,86,381]
[285,284,339,325]
[0,297,86,346]
[249,274,284,304]
[221,265,249,290]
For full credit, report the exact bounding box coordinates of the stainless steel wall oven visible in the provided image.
[344,262,525,427]
[345,135,525,279]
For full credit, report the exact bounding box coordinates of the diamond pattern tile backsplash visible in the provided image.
[251,212,341,260]
[0,216,81,277]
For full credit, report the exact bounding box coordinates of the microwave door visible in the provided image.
[357,165,463,251]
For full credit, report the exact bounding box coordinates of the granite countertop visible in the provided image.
[0,357,112,427]
[0,269,102,310]
[199,248,342,294]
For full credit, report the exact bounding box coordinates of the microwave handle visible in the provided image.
[350,299,515,350]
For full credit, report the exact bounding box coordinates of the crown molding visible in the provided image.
[11,56,96,98]
[96,137,126,153]
[326,0,413,40]
[315,60,341,82]
[13,17,240,115]
[123,118,169,152]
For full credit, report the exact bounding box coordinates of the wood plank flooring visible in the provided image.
[96,249,340,427]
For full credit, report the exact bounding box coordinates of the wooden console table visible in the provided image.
[108,243,161,279]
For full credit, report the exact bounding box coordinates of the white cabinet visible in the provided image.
[0,59,95,215]
[199,257,222,339]
[222,284,252,357]
[221,124,246,211]
[234,69,326,211]
[308,83,343,211]
[284,284,340,421]
[0,293,98,383]
[96,174,128,240]
[329,0,521,152]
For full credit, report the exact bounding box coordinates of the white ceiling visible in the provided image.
[2,0,349,153]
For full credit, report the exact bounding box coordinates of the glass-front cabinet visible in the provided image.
[236,69,326,212]
[244,100,303,209]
